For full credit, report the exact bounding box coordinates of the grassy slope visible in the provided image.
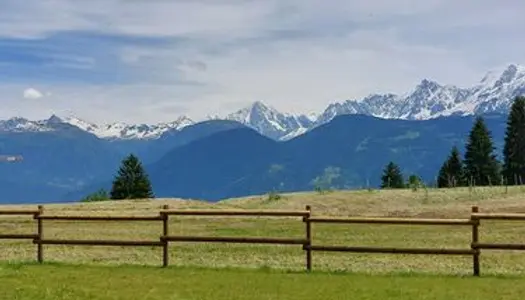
[1,263,525,300]
[1,186,525,276]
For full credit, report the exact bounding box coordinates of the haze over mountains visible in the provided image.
[0,64,524,203]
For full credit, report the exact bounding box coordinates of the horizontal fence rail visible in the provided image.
[1,205,525,276]
[306,245,476,255]
[35,239,164,247]
[162,236,308,245]
[0,209,40,216]
[472,243,525,250]
[160,209,310,217]
[471,213,525,221]
[37,215,163,221]
[308,216,474,226]
[0,234,38,240]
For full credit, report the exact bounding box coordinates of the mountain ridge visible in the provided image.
[0,111,512,203]
[2,63,524,141]
[70,112,510,202]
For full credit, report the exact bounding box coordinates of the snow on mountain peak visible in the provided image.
[0,113,195,140]
[494,64,525,87]
[479,64,525,88]
[454,64,525,116]
[0,117,53,132]
[222,101,314,140]
[89,115,195,140]
[316,63,525,124]
[61,115,96,128]
[2,63,524,141]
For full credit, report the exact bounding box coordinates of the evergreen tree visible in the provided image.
[407,174,424,190]
[437,163,450,188]
[407,174,422,186]
[503,96,525,185]
[110,154,154,199]
[437,146,464,188]
[463,116,500,186]
[380,161,405,189]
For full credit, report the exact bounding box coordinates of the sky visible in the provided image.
[1,0,525,124]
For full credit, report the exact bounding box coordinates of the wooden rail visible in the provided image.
[162,236,307,245]
[472,243,525,250]
[35,239,164,247]
[0,209,40,215]
[1,205,525,276]
[160,209,310,217]
[38,215,163,221]
[308,216,474,225]
[471,213,525,221]
[306,245,476,255]
[0,234,38,239]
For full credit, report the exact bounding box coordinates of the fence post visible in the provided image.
[304,205,312,272]
[471,206,480,276]
[36,205,44,263]
[162,204,169,267]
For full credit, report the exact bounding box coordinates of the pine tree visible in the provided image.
[437,163,450,188]
[110,154,154,199]
[463,116,500,186]
[437,146,464,188]
[503,96,525,185]
[380,161,405,189]
[407,174,423,190]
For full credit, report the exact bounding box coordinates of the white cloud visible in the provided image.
[0,0,275,39]
[1,0,525,123]
[22,88,44,99]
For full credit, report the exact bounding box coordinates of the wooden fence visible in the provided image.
[1,205,525,276]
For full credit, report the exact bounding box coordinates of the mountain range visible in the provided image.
[2,63,523,141]
[64,113,509,202]
[0,64,524,204]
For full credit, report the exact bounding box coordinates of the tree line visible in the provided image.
[381,96,525,189]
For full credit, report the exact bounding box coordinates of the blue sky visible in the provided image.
[1,0,525,124]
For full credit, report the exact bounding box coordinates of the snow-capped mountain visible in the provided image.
[71,116,194,140]
[0,117,54,132]
[1,64,524,141]
[0,115,195,140]
[449,64,525,116]
[216,101,314,140]
[316,64,525,125]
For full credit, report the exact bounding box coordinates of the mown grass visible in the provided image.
[1,263,525,300]
[2,186,525,275]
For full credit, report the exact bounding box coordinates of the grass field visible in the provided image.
[1,263,525,300]
[2,186,525,276]
[3,186,525,299]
